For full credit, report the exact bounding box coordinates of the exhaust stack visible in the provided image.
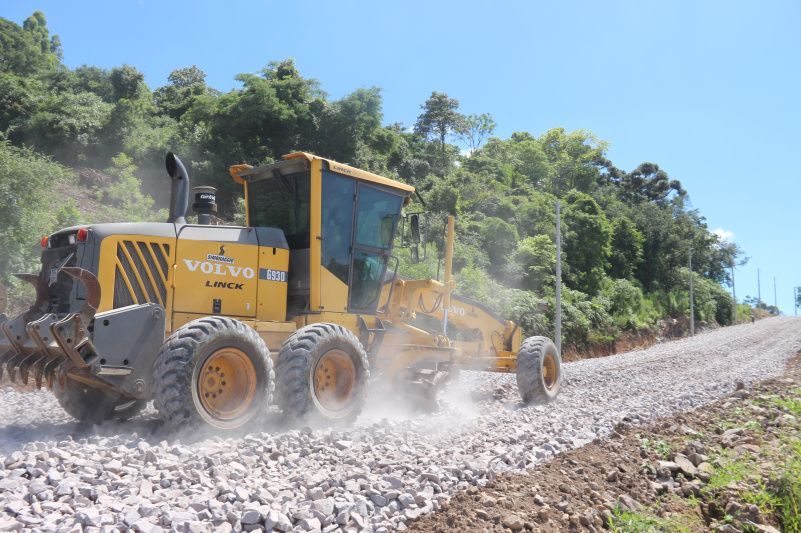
[165,152,189,224]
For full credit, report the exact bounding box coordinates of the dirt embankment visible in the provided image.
[408,353,801,533]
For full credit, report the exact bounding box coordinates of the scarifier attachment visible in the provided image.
[0,268,101,389]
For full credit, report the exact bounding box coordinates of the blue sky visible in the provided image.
[5,0,801,313]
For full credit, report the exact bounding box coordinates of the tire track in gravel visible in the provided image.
[0,317,799,533]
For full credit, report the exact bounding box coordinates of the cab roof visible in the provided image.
[229,152,415,194]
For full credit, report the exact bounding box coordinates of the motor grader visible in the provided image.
[0,152,562,430]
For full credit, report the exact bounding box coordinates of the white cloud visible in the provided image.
[713,228,735,242]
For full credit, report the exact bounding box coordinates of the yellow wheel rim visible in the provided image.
[313,349,356,411]
[543,352,558,390]
[198,348,257,421]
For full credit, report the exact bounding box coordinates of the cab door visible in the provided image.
[319,172,403,315]
[348,184,403,313]
[319,171,356,313]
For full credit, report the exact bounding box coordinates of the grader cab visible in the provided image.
[0,152,562,430]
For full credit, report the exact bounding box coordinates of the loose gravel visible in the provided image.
[1,317,799,532]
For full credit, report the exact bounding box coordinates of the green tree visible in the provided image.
[479,216,519,274]
[608,217,644,280]
[110,64,148,102]
[0,15,58,76]
[22,91,114,164]
[428,181,459,215]
[315,87,383,164]
[414,91,464,173]
[0,72,43,135]
[599,278,644,328]
[0,141,75,285]
[97,153,162,222]
[22,11,61,69]
[509,133,551,189]
[618,162,686,206]
[562,190,612,295]
[514,235,556,292]
[515,191,557,238]
[154,66,209,119]
[72,66,115,101]
[539,128,606,195]
[455,113,496,154]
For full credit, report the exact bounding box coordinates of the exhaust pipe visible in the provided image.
[165,152,190,224]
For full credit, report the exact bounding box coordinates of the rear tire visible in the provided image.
[516,336,562,404]
[54,379,147,424]
[152,317,274,431]
[275,323,369,425]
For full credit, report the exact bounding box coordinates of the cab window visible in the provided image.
[248,171,310,249]
[321,171,355,284]
[355,185,402,249]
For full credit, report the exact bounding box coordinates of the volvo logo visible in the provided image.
[183,259,254,279]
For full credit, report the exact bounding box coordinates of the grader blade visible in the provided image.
[404,367,457,411]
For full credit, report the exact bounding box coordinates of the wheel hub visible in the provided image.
[313,349,356,412]
[198,347,256,420]
[542,353,558,390]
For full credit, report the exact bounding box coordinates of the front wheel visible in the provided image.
[275,323,369,425]
[152,317,274,431]
[516,336,562,404]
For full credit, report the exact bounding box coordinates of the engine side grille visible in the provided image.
[113,240,170,309]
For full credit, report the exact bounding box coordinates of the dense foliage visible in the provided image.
[0,12,748,347]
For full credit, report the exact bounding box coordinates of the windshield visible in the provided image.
[247,171,310,249]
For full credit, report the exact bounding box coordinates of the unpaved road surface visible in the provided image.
[1,317,800,532]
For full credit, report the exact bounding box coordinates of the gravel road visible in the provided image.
[1,317,799,532]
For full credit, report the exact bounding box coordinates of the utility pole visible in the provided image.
[773,277,777,311]
[730,262,737,323]
[555,200,562,354]
[757,269,762,306]
[689,248,695,335]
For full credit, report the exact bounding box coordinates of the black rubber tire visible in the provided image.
[275,323,369,425]
[152,316,274,431]
[54,379,147,424]
[516,336,562,404]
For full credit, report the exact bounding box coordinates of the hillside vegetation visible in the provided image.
[0,11,753,348]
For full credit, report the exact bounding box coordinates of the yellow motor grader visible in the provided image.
[0,152,562,430]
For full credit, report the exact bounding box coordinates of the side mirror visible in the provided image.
[410,214,421,244]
